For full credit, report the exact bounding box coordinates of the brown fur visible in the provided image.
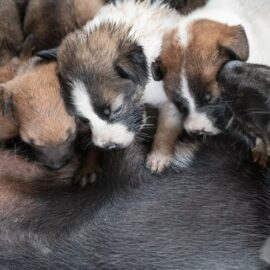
[0,59,76,147]
[160,20,249,99]
[24,0,105,51]
[0,0,23,66]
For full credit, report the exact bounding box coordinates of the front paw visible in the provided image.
[74,171,97,188]
[146,151,172,173]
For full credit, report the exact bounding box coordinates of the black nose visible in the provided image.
[103,143,123,150]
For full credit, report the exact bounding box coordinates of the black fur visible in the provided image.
[0,134,270,269]
[218,61,270,143]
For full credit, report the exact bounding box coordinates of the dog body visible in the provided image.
[0,58,76,170]
[153,0,270,136]
[58,0,182,172]
[0,135,269,269]
[24,0,105,51]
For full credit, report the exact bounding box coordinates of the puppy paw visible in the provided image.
[252,149,268,168]
[146,151,172,173]
[74,172,97,188]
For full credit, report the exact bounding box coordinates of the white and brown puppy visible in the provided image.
[24,0,106,52]
[0,58,77,170]
[39,0,182,173]
[152,0,270,136]
[0,0,23,66]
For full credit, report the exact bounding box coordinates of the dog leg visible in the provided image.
[146,101,183,173]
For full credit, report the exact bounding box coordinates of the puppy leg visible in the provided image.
[74,149,101,187]
[146,101,182,173]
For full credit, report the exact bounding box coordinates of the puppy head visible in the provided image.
[152,20,249,135]
[0,60,76,170]
[218,61,270,142]
[55,24,148,150]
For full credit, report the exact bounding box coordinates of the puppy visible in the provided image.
[0,34,35,84]
[24,0,106,51]
[218,61,270,166]
[0,0,23,66]
[0,58,77,170]
[40,0,182,173]
[152,0,270,137]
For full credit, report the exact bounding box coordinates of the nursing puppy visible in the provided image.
[24,0,106,52]
[44,0,182,173]
[0,58,76,170]
[152,0,270,136]
[0,0,23,66]
[218,61,270,166]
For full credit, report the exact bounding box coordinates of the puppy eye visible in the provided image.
[112,105,123,116]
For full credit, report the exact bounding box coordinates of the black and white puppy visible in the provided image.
[218,61,270,165]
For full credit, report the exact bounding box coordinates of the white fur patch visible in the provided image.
[184,112,220,135]
[72,81,135,148]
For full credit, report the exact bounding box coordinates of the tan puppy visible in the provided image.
[0,0,23,66]
[0,34,35,84]
[0,58,77,170]
[24,0,106,51]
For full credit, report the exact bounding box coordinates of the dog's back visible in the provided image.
[0,135,269,269]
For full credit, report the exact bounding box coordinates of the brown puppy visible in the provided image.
[0,0,23,66]
[0,58,77,170]
[0,34,35,84]
[24,0,106,51]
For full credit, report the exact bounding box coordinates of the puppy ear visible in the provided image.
[151,57,165,81]
[115,44,148,86]
[0,87,14,118]
[219,25,249,61]
[19,34,36,60]
[36,48,58,60]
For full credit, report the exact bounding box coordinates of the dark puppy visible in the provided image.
[218,61,270,165]
[0,0,23,66]
[24,0,106,51]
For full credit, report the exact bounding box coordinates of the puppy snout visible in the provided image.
[46,162,65,171]
[103,143,123,151]
[218,60,246,85]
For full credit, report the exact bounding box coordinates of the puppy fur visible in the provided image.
[0,134,270,269]
[57,0,182,172]
[218,61,270,166]
[153,0,270,136]
[0,58,76,170]
[0,0,23,66]
[24,0,106,51]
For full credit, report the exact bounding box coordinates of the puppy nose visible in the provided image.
[46,162,63,171]
[103,143,122,150]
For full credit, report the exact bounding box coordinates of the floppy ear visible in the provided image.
[19,34,36,60]
[36,48,58,60]
[0,87,14,118]
[151,57,165,81]
[219,25,249,61]
[114,44,148,86]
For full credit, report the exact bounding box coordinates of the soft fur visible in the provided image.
[57,0,183,173]
[0,133,270,269]
[153,0,270,136]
